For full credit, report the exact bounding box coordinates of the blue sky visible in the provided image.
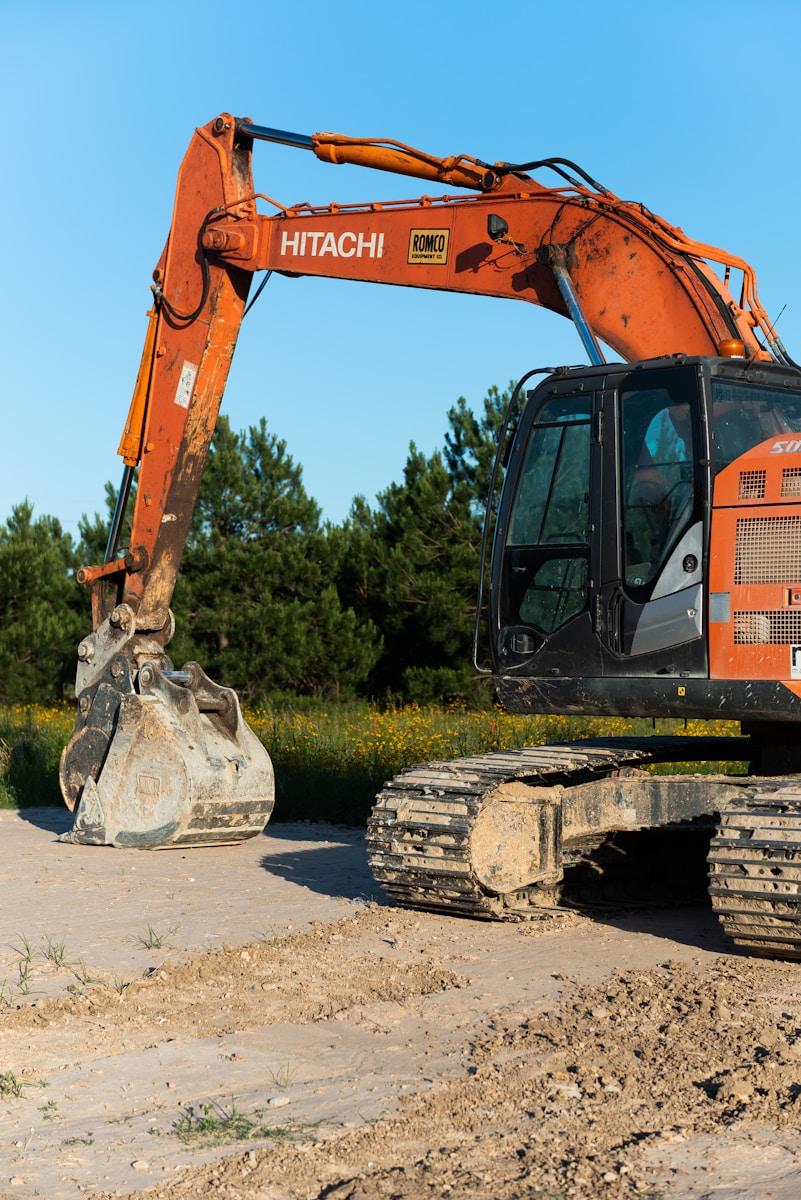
[3,0,801,538]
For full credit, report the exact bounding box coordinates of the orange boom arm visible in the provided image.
[90,111,778,638]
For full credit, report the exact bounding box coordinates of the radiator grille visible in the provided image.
[782,467,801,497]
[738,470,766,500]
[734,610,801,644]
[734,516,801,584]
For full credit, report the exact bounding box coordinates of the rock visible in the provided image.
[716,1078,753,1104]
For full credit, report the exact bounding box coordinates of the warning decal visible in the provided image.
[174,361,198,409]
[408,229,449,265]
[792,645,801,679]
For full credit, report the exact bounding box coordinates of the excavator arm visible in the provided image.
[60,112,786,848]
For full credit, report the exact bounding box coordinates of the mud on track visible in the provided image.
[1,809,801,1199]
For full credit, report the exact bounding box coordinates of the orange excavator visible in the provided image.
[61,114,801,957]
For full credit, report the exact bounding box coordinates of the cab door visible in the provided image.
[601,365,708,675]
[492,382,603,676]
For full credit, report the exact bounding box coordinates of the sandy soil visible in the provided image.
[1,808,801,1199]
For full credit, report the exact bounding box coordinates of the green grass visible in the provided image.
[0,1070,47,1097]
[0,699,743,825]
[171,1098,308,1147]
[0,703,74,808]
[135,925,177,950]
[43,936,69,968]
[0,1071,26,1098]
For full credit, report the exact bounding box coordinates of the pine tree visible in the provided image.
[0,502,84,702]
[339,383,517,704]
[443,381,516,512]
[172,417,380,699]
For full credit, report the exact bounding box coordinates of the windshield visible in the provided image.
[712,380,801,471]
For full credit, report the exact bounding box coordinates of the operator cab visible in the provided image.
[490,356,801,721]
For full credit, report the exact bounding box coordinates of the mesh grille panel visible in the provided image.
[734,610,801,645]
[734,516,801,584]
[738,470,766,500]
[782,467,801,497]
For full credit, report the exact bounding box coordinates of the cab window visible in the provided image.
[620,385,695,591]
[502,396,591,636]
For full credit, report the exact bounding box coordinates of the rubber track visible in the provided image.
[367,737,732,920]
[708,784,801,959]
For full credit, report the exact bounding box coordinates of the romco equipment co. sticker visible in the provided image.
[408,229,449,264]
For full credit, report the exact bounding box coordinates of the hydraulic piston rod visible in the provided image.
[236,118,498,191]
[538,244,606,367]
[237,121,313,150]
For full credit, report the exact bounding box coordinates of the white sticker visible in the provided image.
[792,646,801,679]
[174,361,198,409]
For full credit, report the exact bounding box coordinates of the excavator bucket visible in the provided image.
[60,654,274,849]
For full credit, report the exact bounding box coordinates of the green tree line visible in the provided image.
[0,385,513,707]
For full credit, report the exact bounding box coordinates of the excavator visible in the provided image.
[60,113,801,959]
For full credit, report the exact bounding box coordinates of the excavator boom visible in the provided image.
[94,113,787,635]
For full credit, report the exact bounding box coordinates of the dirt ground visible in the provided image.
[2,809,801,1199]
